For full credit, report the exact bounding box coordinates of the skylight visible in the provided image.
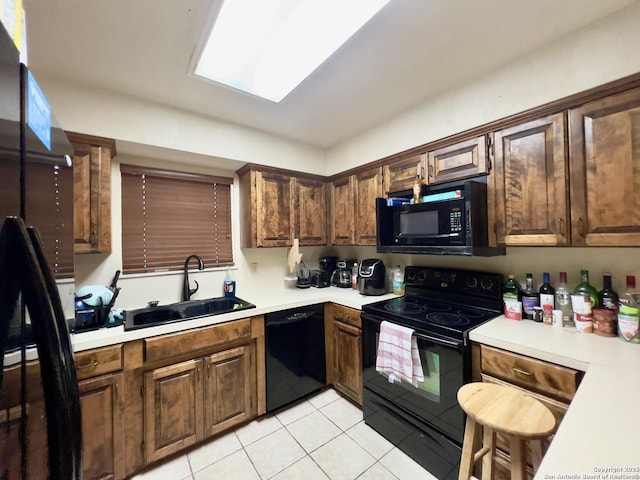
[194,0,391,103]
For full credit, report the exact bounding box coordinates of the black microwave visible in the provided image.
[376,180,505,256]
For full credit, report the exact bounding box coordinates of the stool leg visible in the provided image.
[481,427,495,480]
[509,437,528,480]
[459,416,480,480]
[530,437,549,471]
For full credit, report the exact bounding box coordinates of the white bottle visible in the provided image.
[392,265,404,295]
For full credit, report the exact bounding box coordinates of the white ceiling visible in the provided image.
[23,0,636,149]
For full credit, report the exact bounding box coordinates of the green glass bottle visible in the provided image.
[572,269,599,308]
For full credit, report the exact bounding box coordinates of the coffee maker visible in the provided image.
[331,258,357,288]
[313,256,337,288]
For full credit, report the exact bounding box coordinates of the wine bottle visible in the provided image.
[503,275,522,301]
[572,269,599,308]
[598,273,619,313]
[539,272,555,310]
[522,273,539,320]
[555,272,573,327]
[619,275,640,307]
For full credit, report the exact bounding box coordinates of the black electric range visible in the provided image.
[361,266,503,480]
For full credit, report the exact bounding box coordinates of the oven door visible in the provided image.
[361,313,466,445]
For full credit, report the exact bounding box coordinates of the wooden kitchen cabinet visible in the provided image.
[476,343,582,480]
[237,165,326,247]
[325,304,362,405]
[383,153,425,194]
[202,345,254,437]
[491,113,569,246]
[66,131,116,254]
[329,166,382,246]
[0,362,47,480]
[328,175,354,245]
[75,344,125,480]
[426,135,488,184]
[144,359,203,462]
[78,373,125,480]
[568,86,640,246]
[492,86,640,247]
[143,343,257,463]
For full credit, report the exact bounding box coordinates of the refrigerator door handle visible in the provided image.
[0,217,82,480]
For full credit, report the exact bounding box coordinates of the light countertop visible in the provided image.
[470,316,640,479]
[4,286,396,366]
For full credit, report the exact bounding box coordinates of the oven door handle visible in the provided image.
[413,331,463,349]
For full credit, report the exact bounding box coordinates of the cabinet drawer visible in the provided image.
[332,304,361,328]
[75,344,123,380]
[480,345,581,402]
[144,319,252,364]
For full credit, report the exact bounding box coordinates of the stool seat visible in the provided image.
[457,382,556,480]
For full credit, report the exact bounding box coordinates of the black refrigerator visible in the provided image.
[0,23,82,480]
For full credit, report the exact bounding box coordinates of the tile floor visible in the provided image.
[131,388,439,480]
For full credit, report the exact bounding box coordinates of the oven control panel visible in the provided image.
[404,266,502,299]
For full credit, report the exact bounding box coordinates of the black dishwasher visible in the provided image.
[265,304,326,412]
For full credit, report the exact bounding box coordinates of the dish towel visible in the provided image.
[375,321,424,386]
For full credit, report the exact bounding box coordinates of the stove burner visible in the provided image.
[422,301,452,312]
[455,308,486,318]
[384,298,427,315]
[425,312,470,326]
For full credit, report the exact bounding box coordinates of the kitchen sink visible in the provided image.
[124,296,256,331]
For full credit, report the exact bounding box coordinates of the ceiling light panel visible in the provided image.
[194,0,391,103]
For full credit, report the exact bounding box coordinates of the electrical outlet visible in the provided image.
[251,262,258,273]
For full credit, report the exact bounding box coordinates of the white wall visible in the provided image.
[67,2,640,310]
[36,73,326,175]
[326,1,640,173]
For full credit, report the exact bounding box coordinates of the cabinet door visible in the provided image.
[202,345,255,437]
[0,401,48,480]
[427,135,488,184]
[492,113,569,246]
[144,359,203,463]
[569,87,640,246]
[333,320,362,405]
[329,176,355,245]
[70,137,113,254]
[383,153,425,194]
[296,177,327,245]
[255,171,295,247]
[79,373,125,480]
[354,168,382,245]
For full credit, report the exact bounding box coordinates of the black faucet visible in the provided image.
[182,254,205,301]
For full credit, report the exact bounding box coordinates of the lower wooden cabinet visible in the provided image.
[476,343,583,480]
[326,304,363,405]
[79,373,125,480]
[143,343,256,463]
[0,400,48,480]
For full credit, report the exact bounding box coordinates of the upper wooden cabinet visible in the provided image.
[492,86,640,247]
[238,166,326,247]
[67,132,116,254]
[491,113,569,246]
[382,136,488,195]
[329,166,382,246]
[569,86,640,246]
[426,135,488,184]
[383,153,425,194]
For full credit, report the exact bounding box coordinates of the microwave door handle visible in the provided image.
[4,217,82,480]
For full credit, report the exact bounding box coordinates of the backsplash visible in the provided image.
[74,244,640,313]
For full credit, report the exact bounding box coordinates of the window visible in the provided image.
[121,164,233,274]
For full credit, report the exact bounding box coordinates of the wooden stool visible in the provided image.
[457,382,556,480]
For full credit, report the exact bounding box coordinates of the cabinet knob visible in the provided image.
[577,218,585,237]
[557,218,565,236]
[512,367,532,376]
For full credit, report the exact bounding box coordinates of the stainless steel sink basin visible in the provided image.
[124,296,256,331]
